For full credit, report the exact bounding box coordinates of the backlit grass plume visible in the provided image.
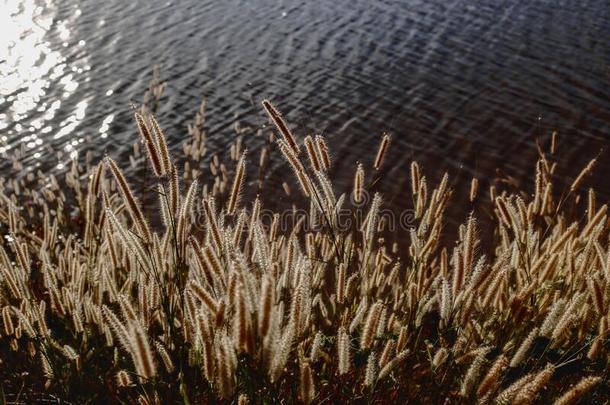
[0,95,607,404]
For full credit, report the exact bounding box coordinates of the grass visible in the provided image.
[0,92,608,404]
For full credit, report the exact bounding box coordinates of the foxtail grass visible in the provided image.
[0,95,608,404]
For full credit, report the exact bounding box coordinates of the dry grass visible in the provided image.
[0,94,608,404]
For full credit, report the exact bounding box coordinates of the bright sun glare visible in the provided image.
[0,0,103,161]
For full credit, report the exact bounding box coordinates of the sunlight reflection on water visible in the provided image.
[0,0,91,168]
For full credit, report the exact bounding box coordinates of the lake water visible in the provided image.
[2,0,610,232]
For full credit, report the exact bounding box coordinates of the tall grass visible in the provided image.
[0,97,607,404]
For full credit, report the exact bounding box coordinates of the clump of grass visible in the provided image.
[0,95,608,404]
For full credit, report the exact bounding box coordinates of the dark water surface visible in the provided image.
[2,0,610,231]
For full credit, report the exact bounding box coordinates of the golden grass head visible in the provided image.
[373,133,391,170]
[262,99,300,155]
[0,99,607,404]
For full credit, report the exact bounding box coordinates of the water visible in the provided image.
[2,0,610,233]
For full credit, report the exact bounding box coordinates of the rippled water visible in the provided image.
[2,0,610,227]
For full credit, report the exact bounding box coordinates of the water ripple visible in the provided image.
[0,0,609,218]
